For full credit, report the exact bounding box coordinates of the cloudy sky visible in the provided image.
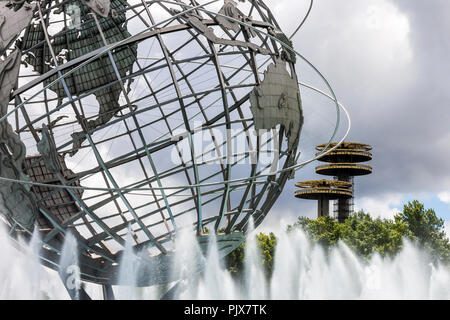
[257,0,450,235]
[13,0,449,240]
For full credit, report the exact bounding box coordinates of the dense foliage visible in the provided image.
[395,200,450,263]
[225,232,277,278]
[288,200,450,264]
[224,200,450,276]
[287,212,409,259]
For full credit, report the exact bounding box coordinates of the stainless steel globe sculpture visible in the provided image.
[0,0,305,291]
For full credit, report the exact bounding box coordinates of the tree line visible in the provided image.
[224,200,450,278]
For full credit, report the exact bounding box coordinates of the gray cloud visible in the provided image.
[261,0,450,226]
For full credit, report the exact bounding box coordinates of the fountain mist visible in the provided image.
[59,232,81,300]
[117,226,139,300]
[244,218,268,299]
[0,224,448,299]
[0,224,67,299]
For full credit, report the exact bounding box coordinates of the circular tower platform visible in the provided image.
[296,142,373,221]
[295,179,353,218]
[315,163,372,176]
[316,142,372,163]
[295,180,353,200]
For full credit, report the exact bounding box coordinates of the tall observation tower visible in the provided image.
[296,143,373,222]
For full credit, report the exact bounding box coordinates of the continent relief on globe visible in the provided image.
[250,57,303,151]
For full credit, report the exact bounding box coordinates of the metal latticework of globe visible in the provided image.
[0,0,309,288]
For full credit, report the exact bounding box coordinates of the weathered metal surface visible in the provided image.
[0,49,38,231]
[83,0,111,18]
[0,122,38,231]
[37,124,63,173]
[216,0,241,33]
[0,49,21,115]
[22,0,137,156]
[216,0,257,37]
[0,50,28,174]
[215,0,258,37]
[24,155,84,230]
[175,9,269,54]
[250,57,303,150]
[272,30,296,63]
[0,1,35,54]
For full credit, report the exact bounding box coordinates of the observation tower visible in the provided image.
[297,143,373,222]
[295,180,352,217]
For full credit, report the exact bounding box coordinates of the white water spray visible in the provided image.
[243,218,268,299]
[28,228,42,298]
[171,226,450,300]
[116,226,139,300]
[193,232,237,300]
[0,224,449,299]
[59,232,81,300]
[173,227,206,299]
[0,224,68,299]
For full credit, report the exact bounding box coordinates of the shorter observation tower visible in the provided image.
[296,142,373,222]
[295,180,353,217]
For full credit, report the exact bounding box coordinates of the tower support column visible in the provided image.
[336,175,351,222]
[318,197,329,217]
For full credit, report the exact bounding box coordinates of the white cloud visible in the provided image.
[438,192,450,205]
[257,207,313,234]
[271,0,414,97]
[354,194,403,220]
[444,221,450,240]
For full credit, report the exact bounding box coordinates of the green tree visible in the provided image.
[221,200,450,276]
[257,232,277,278]
[394,200,450,263]
[287,201,450,263]
[287,212,410,258]
[224,232,277,278]
[340,211,410,258]
[201,227,277,276]
[225,242,245,275]
[287,215,341,247]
